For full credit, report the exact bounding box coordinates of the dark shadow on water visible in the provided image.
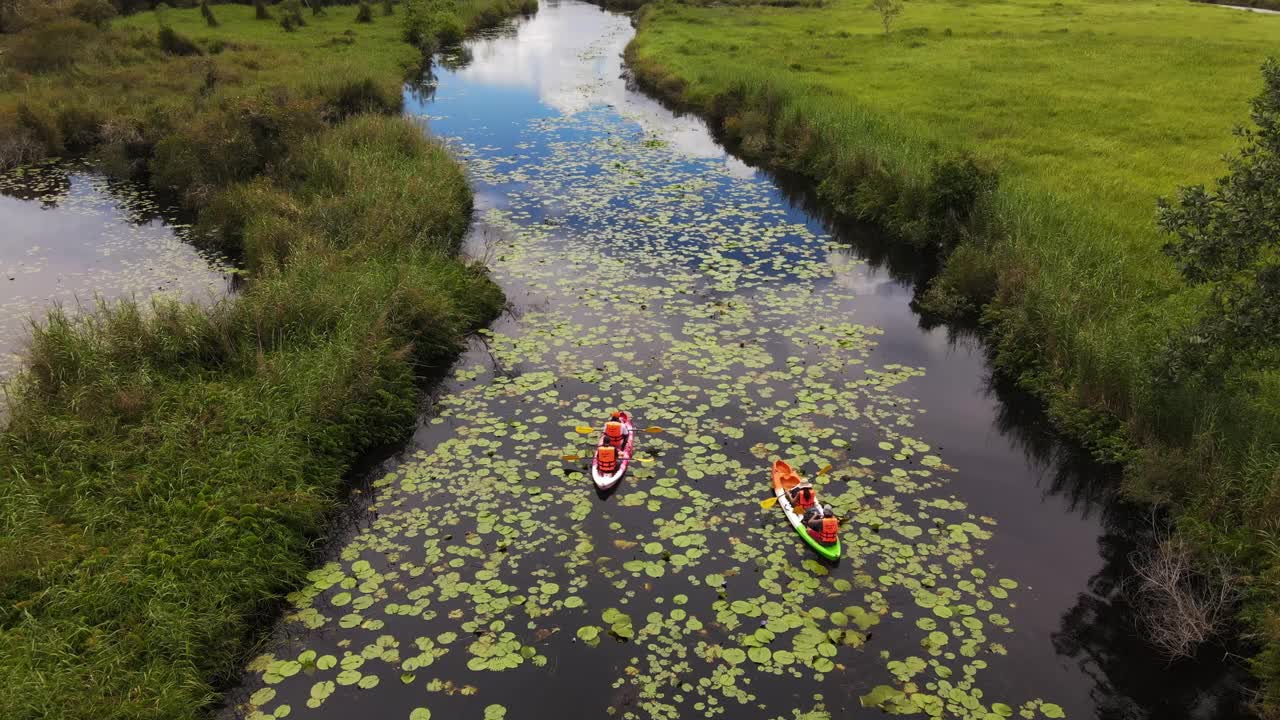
[989,373,1254,719]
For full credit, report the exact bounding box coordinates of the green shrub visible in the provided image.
[157,25,201,55]
[280,0,305,27]
[16,102,63,155]
[70,0,117,27]
[6,18,96,74]
[56,104,105,151]
[318,75,402,121]
[355,0,373,22]
[254,0,272,20]
[924,153,999,253]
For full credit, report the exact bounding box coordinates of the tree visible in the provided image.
[355,0,372,23]
[254,0,271,20]
[199,0,216,27]
[869,0,902,35]
[1157,58,1280,381]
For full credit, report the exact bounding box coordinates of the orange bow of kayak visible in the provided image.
[772,459,803,493]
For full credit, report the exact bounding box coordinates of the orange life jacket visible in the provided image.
[819,516,838,544]
[596,446,618,473]
[792,486,815,509]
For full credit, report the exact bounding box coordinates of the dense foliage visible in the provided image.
[1159,59,1280,382]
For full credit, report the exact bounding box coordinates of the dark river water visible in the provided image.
[226,3,1250,719]
[0,161,233,379]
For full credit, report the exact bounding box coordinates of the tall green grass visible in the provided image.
[626,0,1280,710]
[0,2,529,717]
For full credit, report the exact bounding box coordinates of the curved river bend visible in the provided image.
[227,3,1248,719]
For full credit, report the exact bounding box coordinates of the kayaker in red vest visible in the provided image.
[804,504,839,544]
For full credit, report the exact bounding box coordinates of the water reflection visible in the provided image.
[0,161,234,378]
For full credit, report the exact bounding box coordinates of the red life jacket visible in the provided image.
[596,446,618,473]
[819,517,838,544]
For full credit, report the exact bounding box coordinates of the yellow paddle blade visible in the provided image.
[637,456,655,464]
[644,426,664,433]
[817,464,833,476]
[575,426,595,434]
[561,455,581,462]
[760,496,779,510]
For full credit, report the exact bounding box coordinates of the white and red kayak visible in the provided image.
[591,412,635,490]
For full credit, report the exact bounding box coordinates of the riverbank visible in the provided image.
[623,0,1280,711]
[0,3,528,718]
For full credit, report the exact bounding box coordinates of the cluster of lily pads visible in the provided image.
[0,160,233,378]
[233,10,1066,720]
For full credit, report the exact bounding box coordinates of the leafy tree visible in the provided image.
[254,0,271,20]
[869,0,902,35]
[383,0,393,15]
[1158,58,1280,381]
[355,0,372,23]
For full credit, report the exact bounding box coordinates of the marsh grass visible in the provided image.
[0,2,527,717]
[627,0,1280,706]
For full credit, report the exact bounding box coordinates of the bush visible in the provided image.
[924,153,999,253]
[6,18,96,74]
[16,102,63,155]
[157,25,201,55]
[70,0,116,27]
[56,104,105,151]
[403,0,464,47]
[0,113,44,169]
[319,75,402,121]
[254,0,271,20]
[355,0,372,22]
[280,0,305,27]
[383,0,393,15]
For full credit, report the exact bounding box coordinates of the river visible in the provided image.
[225,3,1250,719]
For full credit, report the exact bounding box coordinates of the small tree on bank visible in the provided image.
[254,0,271,20]
[355,0,373,22]
[1158,58,1280,382]
[383,0,394,16]
[869,0,902,35]
[200,0,217,27]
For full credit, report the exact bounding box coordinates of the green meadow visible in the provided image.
[626,0,1280,708]
[0,1,529,718]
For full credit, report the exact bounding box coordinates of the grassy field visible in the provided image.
[0,2,529,718]
[625,0,1280,710]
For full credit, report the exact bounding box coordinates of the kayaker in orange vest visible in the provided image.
[604,420,627,449]
[803,504,838,544]
[789,483,816,510]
